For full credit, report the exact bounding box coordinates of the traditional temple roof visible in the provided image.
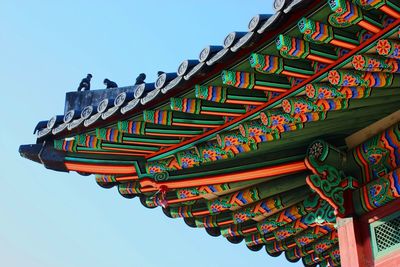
[20,0,400,266]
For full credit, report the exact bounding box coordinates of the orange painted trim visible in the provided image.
[358,20,380,34]
[226,100,265,105]
[380,5,400,19]
[139,161,307,189]
[253,85,287,92]
[145,18,400,161]
[140,187,159,193]
[172,122,220,128]
[76,150,147,157]
[242,227,258,234]
[330,39,357,50]
[219,220,234,226]
[193,210,212,216]
[104,147,154,154]
[146,133,197,138]
[167,196,203,204]
[355,147,371,182]
[123,141,175,147]
[201,111,242,117]
[306,54,335,64]
[281,70,311,79]
[65,162,136,174]
[115,175,139,182]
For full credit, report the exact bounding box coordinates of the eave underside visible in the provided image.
[20,1,400,266]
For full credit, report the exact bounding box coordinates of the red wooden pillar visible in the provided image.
[337,217,374,267]
[359,199,400,267]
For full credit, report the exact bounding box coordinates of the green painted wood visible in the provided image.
[123,135,181,145]
[167,173,307,214]
[101,143,160,152]
[64,156,137,165]
[193,186,311,228]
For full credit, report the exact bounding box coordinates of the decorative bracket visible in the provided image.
[305,140,359,216]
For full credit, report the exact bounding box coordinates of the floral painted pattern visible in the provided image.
[376,39,400,59]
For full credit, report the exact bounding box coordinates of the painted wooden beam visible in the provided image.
[345,109,400,150]
[194,186,310,228]
[221,195,320,238]
[298,17,359,49]
[328,0,384,33]
[305,83,370,100]
[249,53,314,79]
[375,38,400,59]
[118,120,203,138]
[143,110,225,128]
[351,55,400,73]
[139,160,307,192]
[265,224,335,254]
[65,162,136,174]
[354,0,400,19]
[170,98,246,117]
[221,70,291,93]
[146,21,400,161]
[328,70,398,87]
[195,84,269,105]
[168,174,306,217]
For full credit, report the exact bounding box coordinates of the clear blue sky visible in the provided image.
[0,1,302,266]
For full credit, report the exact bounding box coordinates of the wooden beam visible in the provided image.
[345,109,400,150]
[146,19,400,161]
[139,161,307,190]
[337,217,373,267]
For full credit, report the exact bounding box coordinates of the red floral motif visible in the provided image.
[343,74,358,86]
[209,203,225,213]
[331,249,341,259]
[328,70,340,85]
[305,84,316,98]
[233,212,249,223]
[260,223,278,233]
[148,166,162,174]
[249,128,263,137]
[367,58,380,70]
[352,55,365,70]
[239,125,246,137]
[376,39,391,55]
[271,115,287,126]
[225,136,239,147]
[319,88,334,99]
[178,189,198,199]
[297,236,313,246]
[294,102,310,114]
[181,157,199,168]
[276,230,292,240]
[203,150,216,160]
[282,100,292,113]
[315,243,329,253]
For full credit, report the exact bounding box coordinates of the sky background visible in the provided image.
[0,1,302,266]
